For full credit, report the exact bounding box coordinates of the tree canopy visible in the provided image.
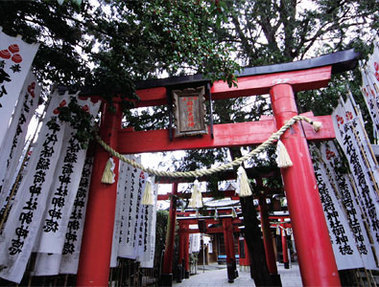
[1,0,377,169]
[0,0,239,98]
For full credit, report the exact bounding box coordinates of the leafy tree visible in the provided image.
[175,0,377,172]
[0,0,239,96]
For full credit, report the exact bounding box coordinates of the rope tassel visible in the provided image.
[276,140,293,168]
[188,179,203,208]
[142,177,154,205]
[101,157,116,184]
[237,166,252,197]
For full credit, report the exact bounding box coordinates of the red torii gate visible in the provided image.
[175,214,242,282]
[76,49,359,286]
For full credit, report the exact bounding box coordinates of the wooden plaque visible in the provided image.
[172,86,208,137]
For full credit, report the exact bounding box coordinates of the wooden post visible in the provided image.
[259,193,282,285]
[76,102,122,286]
[240,196,273,285]
[160,183,178,286]
[177,222,185,283]
[280,219,289,269]
[270,83,340,286]
[222,217,236,283]
[183,226,190,278]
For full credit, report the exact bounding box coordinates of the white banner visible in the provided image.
[119,166,142,259]
[59,155,94,274]
[135,171,148,261]
[0,71,41,210]
[311,144,364,270]
[332,97,379,267]
[0,29,39,148]
[0,92,69,283]
[189,233,201,253]
[35,96,100,255]
[110,155,134,267]
[32,253,62,276]
[139,175,157,268]
[32,155,95,276]
[110,160,157,267]
[320,141,378,270]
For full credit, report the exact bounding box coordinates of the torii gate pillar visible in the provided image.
[279,219,290,269]
[76,102,121,286]
[222,217,237,283]
[177,222,189,283]
[258,193,279,280]
[270,84,341,286]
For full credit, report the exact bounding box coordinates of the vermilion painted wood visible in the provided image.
[76,103,122,287]
[135,66,331,107]
[183,230,190,275]
[178,222,187,280]
[157,189,238,200]
[176,218,242,225]
[118,115,335,154]
[186,226,240,234]
[222,217,236,275]
[270,84,341,286]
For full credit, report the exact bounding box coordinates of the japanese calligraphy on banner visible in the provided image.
[34,96,100,255]
[33,156,94,275]
[332,97,379,266]
[0,29,39,148]
[0,92,99,283]
[0,92,69,283]
[117,160,143,260]
[311,143,375,270]
[0,71,41,210]
[318,141,378,270]
[360,39,379,137]
[139,175,157,268]
[111,155,134,267]
[111,159,157,268]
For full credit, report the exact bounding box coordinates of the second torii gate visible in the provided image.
[76,49,359,286]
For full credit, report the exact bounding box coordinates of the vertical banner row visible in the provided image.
[0,71,41,212]
[311,142,378,270]
[111,158,158,268]
[0,92,100,283]
[332,96,379,260]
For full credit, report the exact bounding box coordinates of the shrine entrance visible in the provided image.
[75,49,359,286]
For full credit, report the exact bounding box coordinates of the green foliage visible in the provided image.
[1,0,377,171]
[171,0,377,192]
[0,0,240,96]
[0,0,242,145]
[57,97,96,149]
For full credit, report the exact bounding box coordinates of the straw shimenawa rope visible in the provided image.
[95,115,320,178]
